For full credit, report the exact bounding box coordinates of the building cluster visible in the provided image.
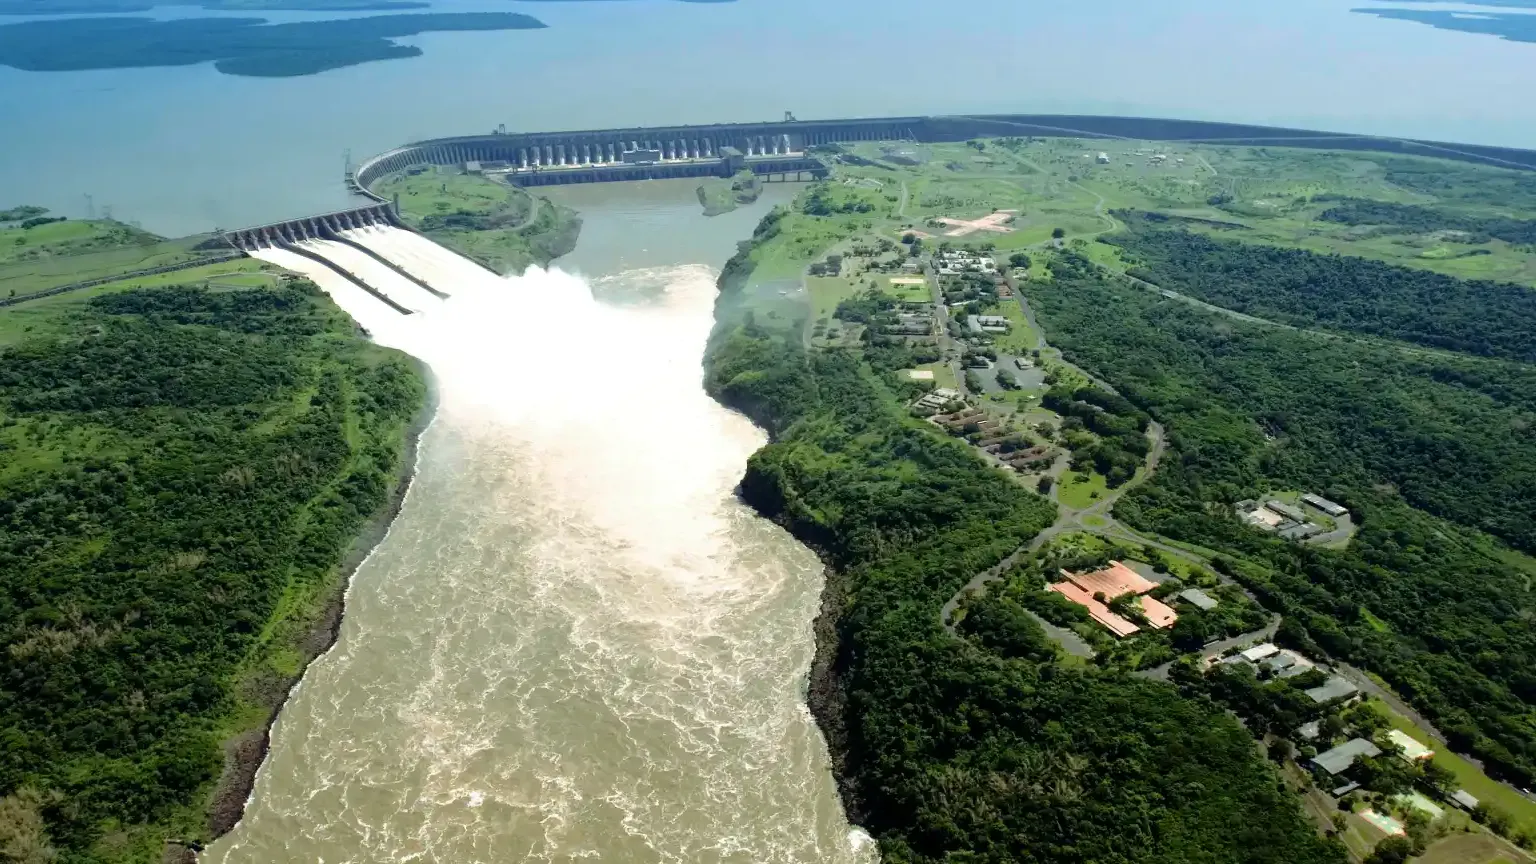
[1048,561,1177,638]
[917,403,1058,474]
[1237,493,1348,541]
[967,314,1010,334]
[1214,641,1363,703]
[911,387,962,414]
[934,249,998,276]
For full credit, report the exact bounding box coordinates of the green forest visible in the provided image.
[1026,253,1536,788]
[1105,218,1536,361]
[1318,196,1536,245]
[704,229,1344,863]
[0,13,546,77]
[0,282,424,862]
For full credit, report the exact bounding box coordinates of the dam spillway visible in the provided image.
[243,221,492,329]
[229,201,500,323]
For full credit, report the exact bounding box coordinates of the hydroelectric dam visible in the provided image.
[224,111,1536,318]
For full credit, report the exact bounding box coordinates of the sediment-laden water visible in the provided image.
[205,189,874,863]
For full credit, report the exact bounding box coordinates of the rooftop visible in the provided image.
[1062,561,1157,600]
[1179,588,1219,611]
[1306,676,1360,704]
[1241,643,1280,662]
[1139,594,1179,629]
[1312,737,1382,775]
[1048,581,1139,637]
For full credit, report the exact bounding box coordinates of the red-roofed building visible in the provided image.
[1064,561,1157,599]
[1049,582,1140,637]
[1138,594,1178,630]
[1049,560,1178,637]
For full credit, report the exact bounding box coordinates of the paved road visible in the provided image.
[1134,617,1280,682]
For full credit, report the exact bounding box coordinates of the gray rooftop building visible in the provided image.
[1312,738,1382,775]
[1179,588,1219,611]
[1266,500,1308,522]
[1306,676,1361,704]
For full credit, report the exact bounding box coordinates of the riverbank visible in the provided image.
[0,256,430,862]
[201,368,437,855]
[373,169,581,275]
[700,171,1345,862]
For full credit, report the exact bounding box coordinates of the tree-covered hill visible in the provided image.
[704,235,1345,864]
[1105,218,1536,362]
[1026,254,1536,787]
[0,282,424,862]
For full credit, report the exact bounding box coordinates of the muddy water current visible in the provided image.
[205,183,874,864]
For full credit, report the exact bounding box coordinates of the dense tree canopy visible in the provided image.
[1105,218,1536,361]
[1026,254,1536,786]
[1317,196,1536,246]
[704,239,1345,864]
[0,283,423,861]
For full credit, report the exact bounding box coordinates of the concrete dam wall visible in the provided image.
[228,203,493,318]
[349,113,1536,200]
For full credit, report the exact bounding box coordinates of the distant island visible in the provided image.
[0,12,547,77]
[0,0,736,10]
[0,0,430,12]
[1355,6,1536,43]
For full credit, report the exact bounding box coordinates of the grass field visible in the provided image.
[884,275,931,302]
[373,168,580,274]
[0,258,277,348]
[0,218,161,265]
[914,361,957,391]
[1058,469,1110,509]
[987,298,1040,354]
[0,225,225,297]
[1415,831,1527,864]
[1365,698,1536,836]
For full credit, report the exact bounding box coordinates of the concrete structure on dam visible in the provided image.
[348,113,1536,201]
[217,111,1536,319]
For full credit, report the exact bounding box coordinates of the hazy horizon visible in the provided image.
[2,0,1534,234]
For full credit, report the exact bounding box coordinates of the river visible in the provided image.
[203,181,882,863]
[5,1,1533,858]
[2,0,1535,235]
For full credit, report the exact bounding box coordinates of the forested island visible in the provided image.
[0,12,547,77]
[1356,7,1536,44]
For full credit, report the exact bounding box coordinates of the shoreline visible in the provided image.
[194,364,440,860]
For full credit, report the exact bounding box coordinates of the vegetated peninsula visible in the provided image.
[0,12,546,77]
[1355,6,1536,43]
[371,167,581,274]
[703,133,1536,863]
[696,170,763,216]
[0,215,427,862]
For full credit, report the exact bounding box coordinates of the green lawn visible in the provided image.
[914,361,957,391]
[373,168,579,274]
[988,299,1040,354]
[1415,831,1529,864]
[1367,698,1536,835]
[0,258,276,348]
[883,274,931,302]
[1058,469,1110,509]
[808,275,861,320]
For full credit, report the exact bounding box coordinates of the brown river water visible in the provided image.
[205,181,877,864]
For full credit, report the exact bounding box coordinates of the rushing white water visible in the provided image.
[215,230,876,864]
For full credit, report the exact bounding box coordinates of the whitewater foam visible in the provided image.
[217,231,877,864]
